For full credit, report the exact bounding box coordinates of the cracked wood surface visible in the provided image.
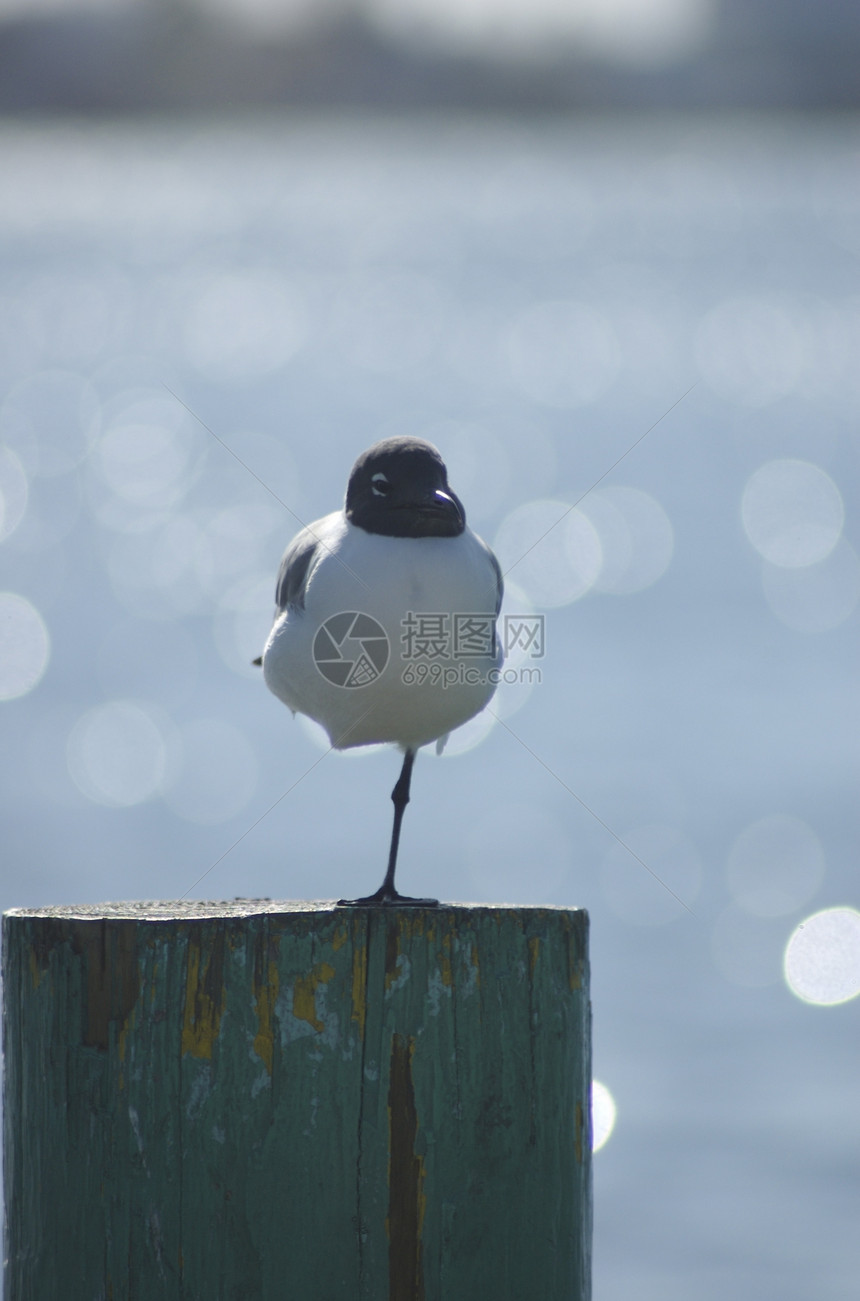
[3,901,591,1299]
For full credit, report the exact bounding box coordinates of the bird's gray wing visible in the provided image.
[274,524,324,612]
[253,515,341,666]
[475,533,504,615]
[489,545,504,616]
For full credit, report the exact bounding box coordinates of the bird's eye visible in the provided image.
[371,473,391,497]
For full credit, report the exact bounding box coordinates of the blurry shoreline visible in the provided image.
[2,3,859,117]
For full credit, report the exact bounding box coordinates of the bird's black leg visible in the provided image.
[338,749,438,907]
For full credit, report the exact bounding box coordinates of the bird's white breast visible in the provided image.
[263,515,502,749]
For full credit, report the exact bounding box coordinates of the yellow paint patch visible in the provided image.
[253,960,279,1074]
[181,936,225,1060]
[396,911,431,943]
[528,935,541,976]
[332,924,348,952]
[567,931,583,991]
[564,916,584,990]
[118,1008,134,1064]
[438,932,453,988]
[293,962,335,1034]
[385,928,401,993]
[352,944,367,1038]
[28,948,44,991]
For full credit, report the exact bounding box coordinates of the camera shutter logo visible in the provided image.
[313,612,390,688]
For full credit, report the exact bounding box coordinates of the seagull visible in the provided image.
[258,436,503,906]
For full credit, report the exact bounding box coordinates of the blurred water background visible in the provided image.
[2,1,860,1297]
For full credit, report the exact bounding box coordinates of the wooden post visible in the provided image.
[3,901,591,1299]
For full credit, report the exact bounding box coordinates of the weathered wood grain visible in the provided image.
[3,900,591,1299]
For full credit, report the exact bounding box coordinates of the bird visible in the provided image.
[258,435,503,906]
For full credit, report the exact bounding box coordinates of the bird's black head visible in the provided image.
[345,437,466,539]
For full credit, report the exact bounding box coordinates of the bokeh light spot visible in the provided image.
[494,499,602,608]
[431,421,512,521]
[9,466,82,553]
[214,574,273,679]
[95,421,193,509]
[67,700,168,807]
[0,592,50,701]
[580,486,674,594]
[726,815,825,918]
[591,1079,617,1152]
[184,273,307,380]
[0,369,100,476]
[784,907,860,1006]
[742,459,843,568]
[105,516,209,619]
[695,297,808,406]
[195,504,280,597]
[366,0,712,65]
[760,539,860,634]
[0,446,29,541]
[162,718,259,824]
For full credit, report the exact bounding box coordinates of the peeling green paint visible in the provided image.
[3,901,591,1299]
[253,960,279,1074]
[352,937,368,1039]
[292,960,335,1033]
[181,926,226,1060]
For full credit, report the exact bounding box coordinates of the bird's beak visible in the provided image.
[433,489,459,514]
[410,488,464,535]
